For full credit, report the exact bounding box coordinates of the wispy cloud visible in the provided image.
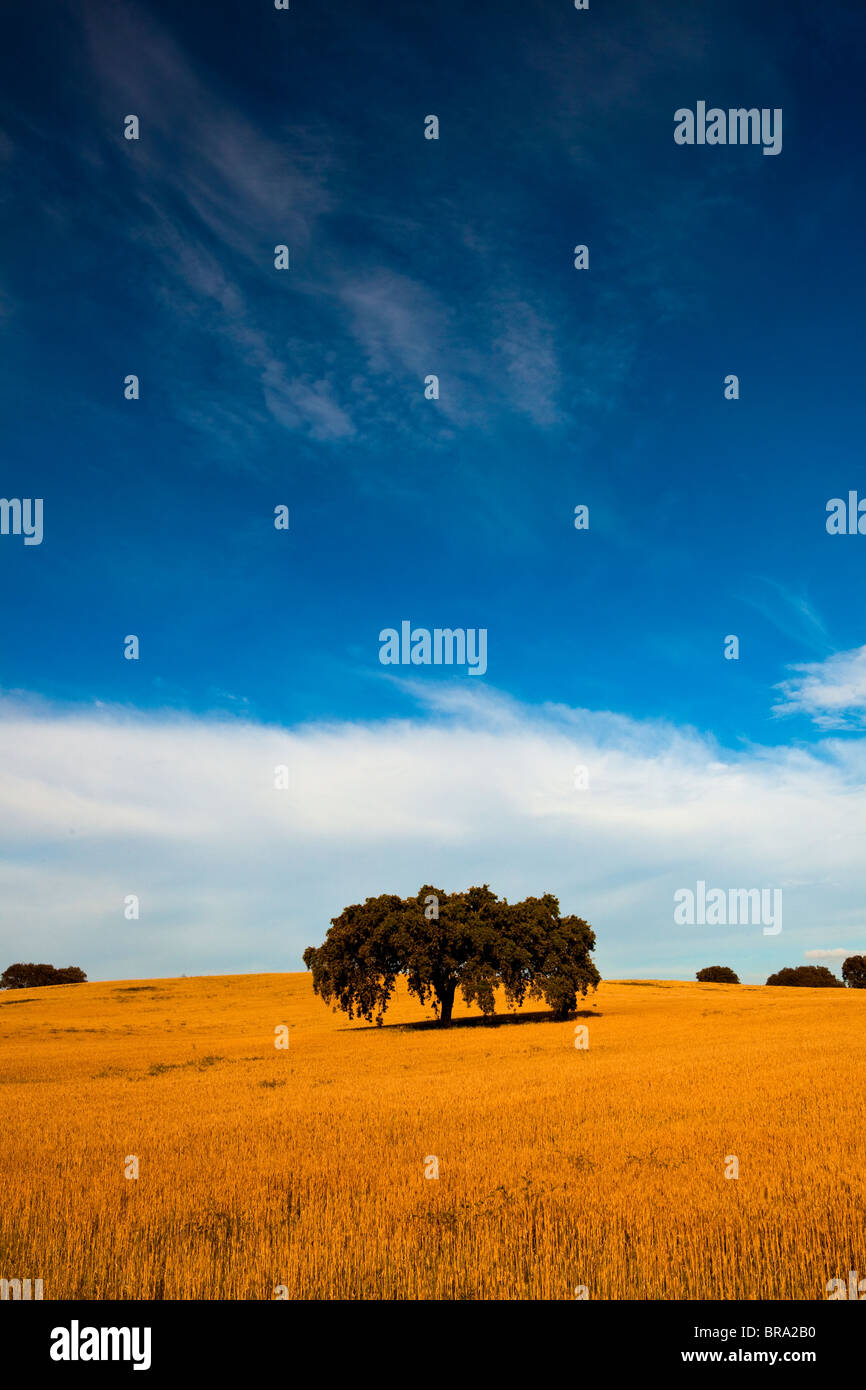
[492,297,561,428]
[773,645,866,729]
[76,3,357,445]
[743,578,831,654]
[68,5,558,449]
[54,1,679,454]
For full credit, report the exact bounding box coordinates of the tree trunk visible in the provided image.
[438,980,456,1027]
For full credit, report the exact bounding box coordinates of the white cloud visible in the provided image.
[773,645,866,729]
[0,685,864,985]
[804,948,850,960]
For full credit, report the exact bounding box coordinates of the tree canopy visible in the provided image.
[765,965,843,988]
[0,963,87,990]
[696,966,740,984]
[841,955,866,989]
[303,885,600,1026]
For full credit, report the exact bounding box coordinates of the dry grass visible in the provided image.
[1,972,863,1299]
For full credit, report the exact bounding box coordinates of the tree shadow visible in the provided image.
[340,1008,602,1033]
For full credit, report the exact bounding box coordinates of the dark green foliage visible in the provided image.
[696,966,740,984]
[0,963,88,989]
[765,965,843,988]
[841,955,866,989]
[303,885,600,1026]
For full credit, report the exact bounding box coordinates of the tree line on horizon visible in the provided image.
[303,885,866,1027]
[697,960,866,988]
[2,911,863,1006]
[1,962,88,990]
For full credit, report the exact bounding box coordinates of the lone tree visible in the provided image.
[696,966,740,984]
[765,965,843,988]
[0,963,87,990]
[841,955,866,989]
[303,885,600,1027]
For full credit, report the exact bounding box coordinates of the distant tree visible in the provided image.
[1,963,55,989]
[696,966,740,984]
[50,966,88,985]
[841,955,866,989]
[303,885,600,1027]
[0,963,87,990]
[765,965,843,988]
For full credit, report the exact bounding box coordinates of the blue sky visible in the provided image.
[1,0,864,989]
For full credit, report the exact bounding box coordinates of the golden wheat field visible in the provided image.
[1,972,863,1300]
